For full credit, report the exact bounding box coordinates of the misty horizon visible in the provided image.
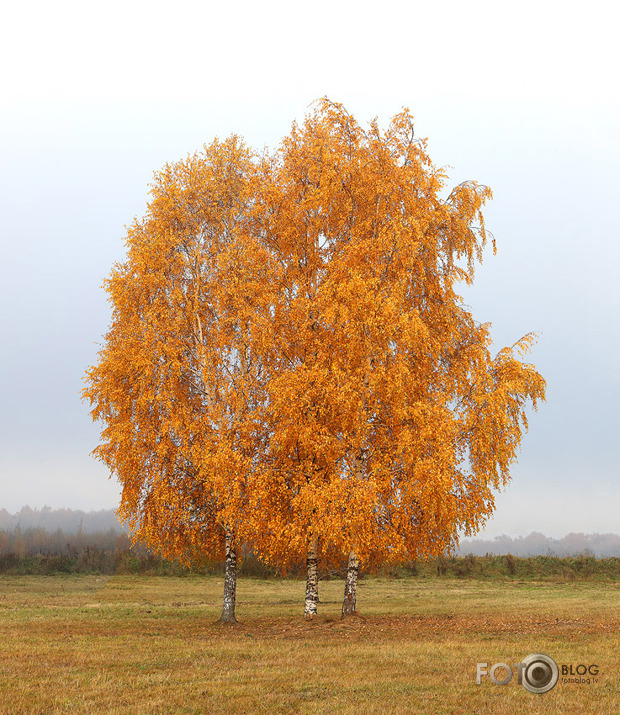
[2,506,619,558]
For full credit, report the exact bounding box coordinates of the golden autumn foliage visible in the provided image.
[83,135,272,568]
[83,99,545,574]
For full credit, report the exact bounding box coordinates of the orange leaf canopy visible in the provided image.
[84,100,545,569]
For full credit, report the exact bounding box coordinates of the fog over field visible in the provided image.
[2,508,619,558]
[1,1,618,540]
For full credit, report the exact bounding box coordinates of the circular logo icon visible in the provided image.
[521,653,559,694]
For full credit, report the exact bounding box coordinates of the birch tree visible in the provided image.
[85,100,545,622]
[243,100,546,616]
[83,136,273,624]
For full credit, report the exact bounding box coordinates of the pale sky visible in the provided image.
[1,0,618,538]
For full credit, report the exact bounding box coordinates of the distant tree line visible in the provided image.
[457,532,620,558]
[0,523,287,577]
[0,506,125,533]
[1,527,619,582]
[0,524,130,558]
[1,509,619,578]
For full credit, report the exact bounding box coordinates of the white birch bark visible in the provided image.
[341,421,367,617]
[304,538,319,618]
[341,550,360,617]
[219,529,238,624]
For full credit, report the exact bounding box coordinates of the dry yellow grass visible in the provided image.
[0,575,618,713]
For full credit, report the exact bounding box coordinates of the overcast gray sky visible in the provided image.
[1,0,618,538]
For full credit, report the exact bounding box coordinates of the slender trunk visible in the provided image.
[341,550,359,617]
[304,539,319,618]
[343,358,368,619]
[219,529,238,624]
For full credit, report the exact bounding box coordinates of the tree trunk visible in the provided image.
[341,550,359,618]
[304,539,319,618]
[219,530,238,624]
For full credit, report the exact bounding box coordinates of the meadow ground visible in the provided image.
[0,574,617,714]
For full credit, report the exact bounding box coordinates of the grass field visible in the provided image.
[0,574,618,713]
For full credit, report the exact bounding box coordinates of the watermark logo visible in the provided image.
[477,653,559,693]
[477,654,600,693]
[560,663,599,685]
[518,653,559,694]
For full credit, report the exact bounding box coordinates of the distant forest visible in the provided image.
[0,506,124,534]
[457,532,620,558]
[1,506,619,558]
